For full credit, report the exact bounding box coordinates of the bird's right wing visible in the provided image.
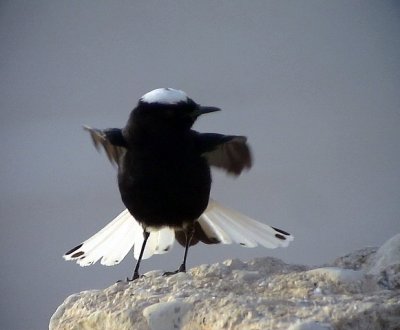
[84,126,127,166]
[195,132,252,176]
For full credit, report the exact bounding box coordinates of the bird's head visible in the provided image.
[127,88,220,134]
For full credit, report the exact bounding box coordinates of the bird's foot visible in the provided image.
[126,275,139,282]
[163,264,186,276]
[163,270,179,276]
[117,273,144,283]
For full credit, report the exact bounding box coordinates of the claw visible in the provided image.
[163,270,179,276]
[116,274,141,283]
[126,273,147,282]
[162,266,186,277]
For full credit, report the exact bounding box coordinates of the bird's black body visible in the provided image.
[118,128,212,229]
[79,88,252,279]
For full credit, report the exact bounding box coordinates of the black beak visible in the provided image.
[193,105,221,117]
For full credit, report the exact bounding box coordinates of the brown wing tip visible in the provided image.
[228,137,253,175]
[82,125,104,150]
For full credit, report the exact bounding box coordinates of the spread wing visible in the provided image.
[196,132,252,175]
[84,126,127,166]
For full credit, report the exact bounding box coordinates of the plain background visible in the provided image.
[1,1,399,329]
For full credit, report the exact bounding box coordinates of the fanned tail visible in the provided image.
[64,200,293,267]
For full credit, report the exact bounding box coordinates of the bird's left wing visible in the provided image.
[84,126,127,166]
[195,132,252,175]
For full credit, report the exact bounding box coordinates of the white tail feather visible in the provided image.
[64,210,176,266]
[198,200,294,248]
[63,209,139,266]
[133,227,175,260]
[64,199,293,267]
[154,227,176,254]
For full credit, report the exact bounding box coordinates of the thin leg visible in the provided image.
[164,225,194,275]
[178,226,195,272]
[129,231,150,281]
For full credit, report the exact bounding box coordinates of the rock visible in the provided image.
[366,233,400,290]
[143,300,192,330]
[287,320,333,330]
[50,234,400,330]
[331,247,378,270]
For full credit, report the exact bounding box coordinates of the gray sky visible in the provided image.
[1,1,399,329]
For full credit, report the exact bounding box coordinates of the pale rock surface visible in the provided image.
[50,234,400,330]
[365,233,400,290]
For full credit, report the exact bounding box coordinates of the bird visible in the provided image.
[64,88,294,281]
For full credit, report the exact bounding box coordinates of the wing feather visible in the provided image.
[83,125,126,166]
[197,133,252,175]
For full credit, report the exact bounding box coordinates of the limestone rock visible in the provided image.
[366,233,400,290]
[50,235,400,330]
